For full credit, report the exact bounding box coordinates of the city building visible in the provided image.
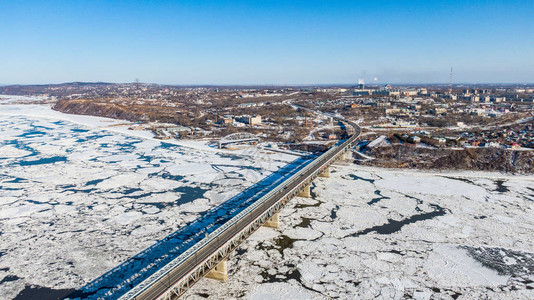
[236,115,262,125]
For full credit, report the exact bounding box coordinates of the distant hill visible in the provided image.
[0,82,116,96]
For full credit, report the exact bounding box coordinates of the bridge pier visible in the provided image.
[319,166,330,178]
[298,184,311,198]
[343,150,352,160]
[263,212,280,228]
[206,259,228,282]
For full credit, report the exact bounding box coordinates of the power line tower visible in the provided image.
[134,78,141,90]
[449,68,453,94]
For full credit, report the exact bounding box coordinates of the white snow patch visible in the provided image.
[114,211,143,225]
[248,282,321,300]
[425,244,509,287]
[0,145,32,158]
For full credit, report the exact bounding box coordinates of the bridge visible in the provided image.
[70,117,360,300]
[217,132,260,149]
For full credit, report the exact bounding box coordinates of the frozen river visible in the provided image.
[1,104,533,300]
[182,165,534,299]
[0,105,297,299]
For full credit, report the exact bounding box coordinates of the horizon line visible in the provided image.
[2,82,534,87]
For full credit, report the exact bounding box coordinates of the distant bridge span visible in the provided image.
[217,132,260,149]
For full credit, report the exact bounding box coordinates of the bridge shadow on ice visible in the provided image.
[70,156,314,299]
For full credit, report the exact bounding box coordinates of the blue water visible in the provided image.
[18,156,67,166]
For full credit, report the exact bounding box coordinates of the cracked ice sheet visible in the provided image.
[182,165,534,300]
[0,105,297,299]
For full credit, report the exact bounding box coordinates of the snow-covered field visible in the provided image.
[0,95,49,104]
[0,105,297,299]
[183,165,534,300]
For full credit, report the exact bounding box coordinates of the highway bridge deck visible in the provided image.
[68,156,315,299]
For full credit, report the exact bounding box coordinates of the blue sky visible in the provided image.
[1,0,533,85]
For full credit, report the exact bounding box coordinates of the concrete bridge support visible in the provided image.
[206,259,228,282]
[319,166,330,178]
[298,184,311,198]
[343,150,352,160]
[263,212,280,229]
